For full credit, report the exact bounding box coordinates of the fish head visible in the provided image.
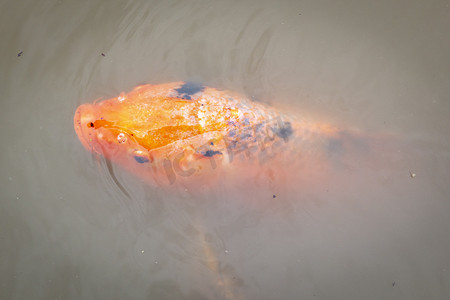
[74,101,151,164]
[74,82,240,185]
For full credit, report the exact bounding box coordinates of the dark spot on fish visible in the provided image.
[134,156,149,163]
[17,51,23,57]
[89,122,94,128]
[202,150,222,157]
[345,132,369,153]
[226,140,238,150]
[101,53,105,57]
[326,131,369,155]
[254,123,264,132]
[210,142,214,145]
[327,138,343,154]
[239,133,252,140]
[175,82,204,100]
[273,122,293,140]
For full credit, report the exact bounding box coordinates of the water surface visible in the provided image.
[1,0,450,299]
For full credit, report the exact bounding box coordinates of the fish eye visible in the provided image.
[117,133,127,144]
[88,122,94,128]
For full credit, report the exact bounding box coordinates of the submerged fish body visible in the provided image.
[74,82,355,186]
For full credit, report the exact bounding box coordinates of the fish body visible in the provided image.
[74,82,354,186]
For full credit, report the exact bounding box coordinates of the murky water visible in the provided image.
[1,0,450,299]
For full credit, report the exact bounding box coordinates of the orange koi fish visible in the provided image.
[74,82,363,187]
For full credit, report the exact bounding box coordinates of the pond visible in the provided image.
[1,0,449,299]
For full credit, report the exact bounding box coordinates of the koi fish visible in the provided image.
[74,82,367,187]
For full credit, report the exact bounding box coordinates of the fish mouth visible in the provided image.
[74,103,98,152]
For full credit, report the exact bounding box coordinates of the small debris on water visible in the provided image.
[141,250,144,254]
[17,51,23,57]
[392,281,395,287]
[409,171,416,178]
[224,249,229,254]
[101,53,105,57]
[273,194,276,198]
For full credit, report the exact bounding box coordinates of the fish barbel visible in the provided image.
[74,82,360,186]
